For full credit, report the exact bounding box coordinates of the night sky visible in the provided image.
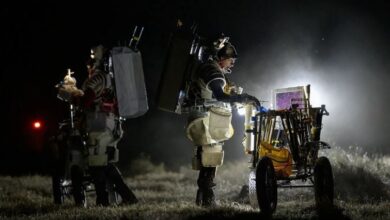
[2,0,389,174]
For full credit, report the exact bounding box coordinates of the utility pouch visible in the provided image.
[208,107,234,142]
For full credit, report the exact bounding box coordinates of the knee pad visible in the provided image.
[197,167,217,188]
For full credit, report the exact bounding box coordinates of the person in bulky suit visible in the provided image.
[185,41,258,207]
[79,45,138,206]
[51,67,88,207]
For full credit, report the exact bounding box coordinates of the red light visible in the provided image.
[33,121,41,129]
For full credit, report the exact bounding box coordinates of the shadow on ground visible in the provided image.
[188,205,351,220]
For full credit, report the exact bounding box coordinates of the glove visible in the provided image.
[242,93,260,105]
[259,106,268,113]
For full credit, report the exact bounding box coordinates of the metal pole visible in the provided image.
[70,104,74,130]
[134,27,144,50]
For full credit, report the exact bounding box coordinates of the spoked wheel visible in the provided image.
[52,175,65,204]
[314,156,334,212]
[248,169,258,208]
[49,139,66,205]
[256,156,277,215]
[71,166,87,207]
[107,181,119,205]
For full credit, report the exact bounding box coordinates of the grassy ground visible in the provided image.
[0,147,389,220]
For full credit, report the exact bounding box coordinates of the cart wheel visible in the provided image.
[314,156,334,212]
[256,156,277,215]
[49,139,66,204]
[52,175,65,204]
[107,181,119,205]
[248,169,258,208]
[71,166,87,207]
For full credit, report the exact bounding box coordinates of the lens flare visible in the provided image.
[33,121,41,129]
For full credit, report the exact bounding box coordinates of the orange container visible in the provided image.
[259,141,292,178]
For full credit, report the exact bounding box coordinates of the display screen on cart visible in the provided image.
[272,86,306,110]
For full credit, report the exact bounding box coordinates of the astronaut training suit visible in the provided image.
[82,45,138,206]
[186,42,257,207]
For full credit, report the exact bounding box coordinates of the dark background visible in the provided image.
[1,0,389,174]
